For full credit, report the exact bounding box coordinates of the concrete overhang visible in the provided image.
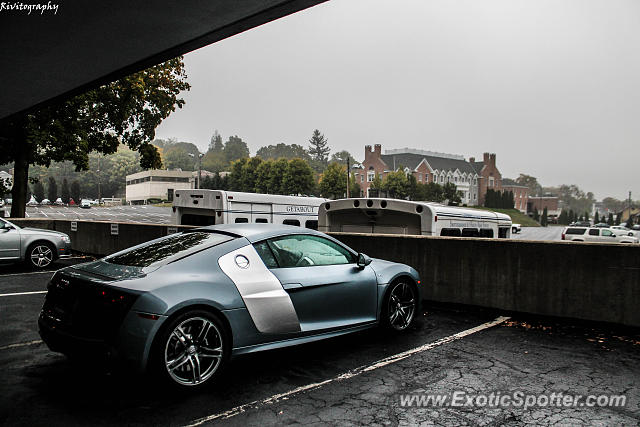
[0,0,327,120]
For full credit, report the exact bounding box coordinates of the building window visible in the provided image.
[418,173,422,182]
[379,173,383,180]
[367,172,374,182]
[489,177,495,188]
[360,175,364,183]
[425,173,429,182]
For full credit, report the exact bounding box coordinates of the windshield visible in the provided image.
[0,218,19,229]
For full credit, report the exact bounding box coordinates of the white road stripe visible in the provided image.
[0,340,43,351]
[183,316,510,427]
[0,290,47,297]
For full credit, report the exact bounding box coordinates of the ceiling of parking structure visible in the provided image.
[0,0,327,120]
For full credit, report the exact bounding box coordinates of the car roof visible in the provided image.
[193,223,328,244]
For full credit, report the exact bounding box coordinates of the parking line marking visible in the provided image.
[0,340,43,351]
[0,290,47,297]
[183,316,510,426]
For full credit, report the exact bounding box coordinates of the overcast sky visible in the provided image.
[155,0,640,200]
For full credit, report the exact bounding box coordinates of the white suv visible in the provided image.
[562,227,639,244]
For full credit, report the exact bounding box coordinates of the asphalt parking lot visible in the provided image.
[8,205,173,224]
[511,226,563,242]
[1,261,638,426]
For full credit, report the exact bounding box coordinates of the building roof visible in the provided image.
[501,178,527,187]
[470,161,485,174]
[379,152,477,175]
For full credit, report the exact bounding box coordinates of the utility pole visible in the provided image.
[629,191,632,226]
[346,158,350,198]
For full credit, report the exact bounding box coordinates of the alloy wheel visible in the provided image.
[388,282,416,331]
[30,245,53,268]
[164,316,224,386]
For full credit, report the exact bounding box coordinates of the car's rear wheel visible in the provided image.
[27,242,55,269]
[382,279,417,332]
[153,310,228,389]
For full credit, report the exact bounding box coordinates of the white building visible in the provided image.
[126,170,194,204]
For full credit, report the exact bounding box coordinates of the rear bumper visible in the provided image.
[38,311,118,360]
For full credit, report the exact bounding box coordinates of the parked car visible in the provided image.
[80,199,92,209]
[54,198,64,206]
[0,218,71,269]
[41,198,51,205]
[39,224,420,389]
[26,196,38,206]
[511,223,521,234]
[4,198,12,205]
[610,225,639,238]
[561,226,639,244]
[592,222,609,228]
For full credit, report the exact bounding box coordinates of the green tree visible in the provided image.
[308,129,330,171]
[349,173,361,198]
[47,176,57,201]
[594,211,600,224]
[201,150,227,173]
[615,214,621,225]
[70,180,81,203]
[254,160,273,193]
[240,157,263,192]
[407,174,420,201]
[209,131,224,153]
[443,182,462,205]
[383,170,409,199]
[1,57,190,217]
[33,180,45,201]
[319,162,347,199]
[330,150,357,166]
[283,159,315,195]
[558,209,568,225]
[607,213,614,226]
[163,144,199,171]
[256,143,310,161]
[541,207,548,226]
[515,174,542,195]
[60,178,70,203]
[228,158,247,191]
[269,158,289,195]
[533,208,540,222]
[224,136,250,165]
[422,182,445,202]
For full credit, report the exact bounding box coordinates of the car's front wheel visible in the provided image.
[382,280,417,331]
[153,310,228,389]
[26,242,55,269]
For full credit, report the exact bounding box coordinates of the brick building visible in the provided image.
[501,178,529,213]
[358,145,503,206]
[527,196,560,220]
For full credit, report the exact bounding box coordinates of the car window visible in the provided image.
[253,241,278,268]
[602,230,614,237]
[266,234,354,267]
[566,228,586,235]
[589,229,599,236]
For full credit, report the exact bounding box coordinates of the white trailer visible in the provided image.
[172,189,327,229]
[318,198,512,238]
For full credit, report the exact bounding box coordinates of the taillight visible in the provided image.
[561,233,565,240]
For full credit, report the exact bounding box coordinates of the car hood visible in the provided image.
[19,227,68,237]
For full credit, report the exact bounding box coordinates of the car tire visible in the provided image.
[151,309,229,390]
[381,279,418,332]
[26,241,55,269]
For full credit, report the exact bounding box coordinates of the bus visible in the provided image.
[172,189,327,229]
[318,198,513,238]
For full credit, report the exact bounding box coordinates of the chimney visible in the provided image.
[469,157,475,163]
[374,144,382,156]
[364,145,372,160]
[490,153,496,166]
[483,152,490,164]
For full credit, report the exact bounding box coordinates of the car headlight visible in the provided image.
[61,235,71,243]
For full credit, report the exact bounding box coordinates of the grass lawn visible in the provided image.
[467,206,541,227]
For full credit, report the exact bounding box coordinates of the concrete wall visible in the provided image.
[9,218,640,327]
[10,219,195,256]
[328,233,640,327]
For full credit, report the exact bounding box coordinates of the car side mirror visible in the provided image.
[357,253,372,269]
[611,234,616,237]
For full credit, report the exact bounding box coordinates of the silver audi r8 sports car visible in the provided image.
[39,224,420,389]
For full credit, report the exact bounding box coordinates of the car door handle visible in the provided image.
[282,283,302,291]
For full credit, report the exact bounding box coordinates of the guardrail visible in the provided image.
[7,219,640,327]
